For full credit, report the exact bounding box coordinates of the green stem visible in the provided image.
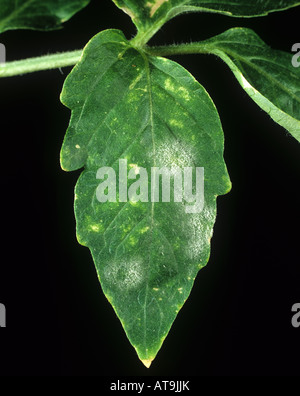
[130,22,165,48]
[0,42,212,79]
[0,49,82,78]
[146,42,211,57]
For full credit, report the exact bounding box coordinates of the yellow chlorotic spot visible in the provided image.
[75,144,80,149]
[140,226,150,234]
[129,235,138,246]
[90,224,103,232]
[170,119,183,128]
[178,86,191,101]
[129,74,143,90]
[122,224,132,233]
[152,287,159,291]
[164,77,176,92]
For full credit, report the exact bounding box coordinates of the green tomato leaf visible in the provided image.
[112,0,300,38]
[60,29,231,366]
[201,28,300,142]
[0,0,90,34]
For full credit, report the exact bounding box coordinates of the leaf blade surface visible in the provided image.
[60,29,231,364]
[112,0,300,34]
[0,0,90,34]
[202,28,300,142]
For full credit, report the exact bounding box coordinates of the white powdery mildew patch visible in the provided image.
[104,258,145,290]
[154,141,195,169]
[184,205,215,262]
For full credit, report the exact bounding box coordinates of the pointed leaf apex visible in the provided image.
[141,359,153,368]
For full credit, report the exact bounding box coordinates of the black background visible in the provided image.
[0,0,299,376]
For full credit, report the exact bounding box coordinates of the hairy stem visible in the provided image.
[0,43,212,78]
[0,49,82,78]
[145,42,211,57]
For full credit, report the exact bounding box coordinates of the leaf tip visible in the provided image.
[141,359,153,368]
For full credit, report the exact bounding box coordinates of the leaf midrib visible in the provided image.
[138,49,156,358]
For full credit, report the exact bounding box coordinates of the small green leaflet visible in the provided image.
[60,29,231,366]
[0,0,90,34]
[201,28,300,142]
[112,0,300,34]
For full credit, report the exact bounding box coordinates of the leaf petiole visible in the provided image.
[0,49,82,78]
[145,42,211,57]
[0,42,213,78]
